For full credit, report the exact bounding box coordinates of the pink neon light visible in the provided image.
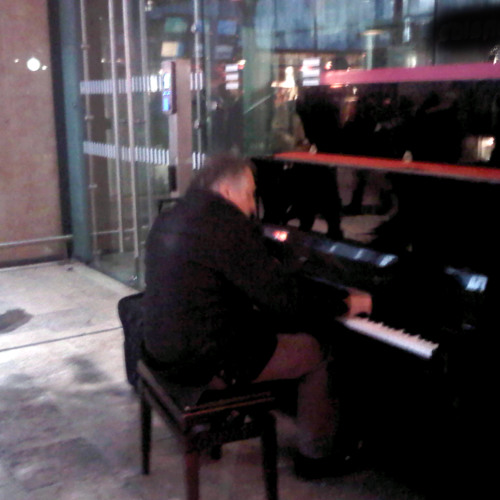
[274,152,500,184]
[321,62,500,86]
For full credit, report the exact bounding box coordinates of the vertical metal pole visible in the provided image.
[313,1,318,52]
[433,0,438,65]
[123,0,141,280]
[80,0,99,256]
[57,0,92,262]
[393,0,404,44]
[193,0,203,166]
[202,0,213,155]
[108,0,125,252]
[138,0,155,226]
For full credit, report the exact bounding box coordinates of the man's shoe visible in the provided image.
[293,444,364,480]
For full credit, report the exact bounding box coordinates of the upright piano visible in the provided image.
[253,62,500,494]
[260,217,496,494]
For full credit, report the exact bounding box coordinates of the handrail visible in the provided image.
[0,235,73,249]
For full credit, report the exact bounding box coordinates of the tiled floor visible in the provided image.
[0,261,466,499]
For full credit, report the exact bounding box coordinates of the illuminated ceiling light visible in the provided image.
[27,57,41,71]
[406,54,417,68]
[362,29,385,36]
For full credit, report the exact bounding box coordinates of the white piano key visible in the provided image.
[338,317,439,359]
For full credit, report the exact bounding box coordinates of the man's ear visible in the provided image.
[217,179,233,201]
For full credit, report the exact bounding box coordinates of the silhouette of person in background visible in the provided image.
[272,89,344,239]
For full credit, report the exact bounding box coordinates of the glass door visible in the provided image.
[79,0,197,288]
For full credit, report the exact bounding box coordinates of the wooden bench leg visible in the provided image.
[185,446,200,500]
[140,390,152,475]
[261,413,278,500]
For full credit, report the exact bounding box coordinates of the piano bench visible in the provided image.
[137,360,280,500]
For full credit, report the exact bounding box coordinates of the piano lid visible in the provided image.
[262,223,400,293]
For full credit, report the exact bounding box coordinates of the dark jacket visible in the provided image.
[143,188,347,385]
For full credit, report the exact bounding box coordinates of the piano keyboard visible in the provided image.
[339,317,439,359]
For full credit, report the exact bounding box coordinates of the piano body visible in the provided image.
[261,221,495,493]
[253,62,500,493]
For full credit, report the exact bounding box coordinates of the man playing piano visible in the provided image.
[142,154,372,479]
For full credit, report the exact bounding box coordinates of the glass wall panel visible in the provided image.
[80,0,142,284]
[75,0,500,286]
[199,0,500,161]
[80,0,125,280]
